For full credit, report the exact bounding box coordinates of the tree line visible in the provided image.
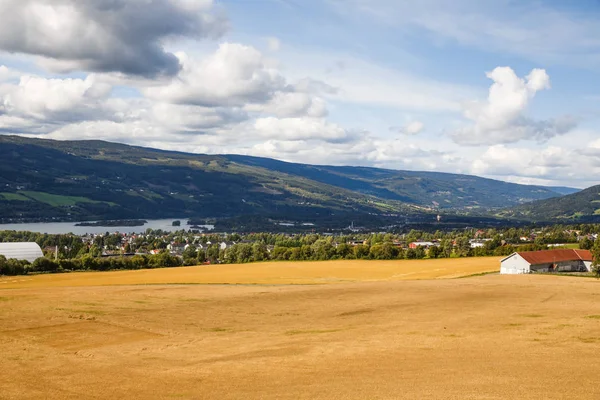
[0,222,598,276]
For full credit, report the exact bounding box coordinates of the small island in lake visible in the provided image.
[75,219,148,227]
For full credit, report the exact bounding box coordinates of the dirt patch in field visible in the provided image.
[1,321,161,351]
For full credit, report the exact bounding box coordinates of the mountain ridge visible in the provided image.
[501,184,600,222]
[0,135,578,222]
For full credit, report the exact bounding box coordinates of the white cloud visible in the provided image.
[145,43,329,120]
[0,74,113,126]
[254,117,352,142]
[0,65,12,82]
[451,67,576,145]
[469,143,600,187]
[151,102,248,132]
[247,92,327,118]
[0,0,227,77]
[145,43,286,107]
[390,121,424,135]
[243,135,453,173]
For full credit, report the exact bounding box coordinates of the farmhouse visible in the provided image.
[0,242,44,263]
[500,249,593,274]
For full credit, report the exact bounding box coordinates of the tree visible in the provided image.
[455,237,471,257]
[31,257,59,273]
[336,243,352,259]
[182,245,198,266]
[236,244,253,263]
[439,239,453,258]
[196,248,206,264]
[206,245,220,263]
[353,245,370,259]
[311,239,335,260]
[428,245,441,259]
[252,243,268,262]
[592,239,600,278]
[579,236,594,251]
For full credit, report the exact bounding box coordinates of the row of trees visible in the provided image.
[217,240,550,264]
[0,252,182,276]
[0,222,598,276]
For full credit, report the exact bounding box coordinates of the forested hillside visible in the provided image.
[0,135,575,222]
[501,185,600,221]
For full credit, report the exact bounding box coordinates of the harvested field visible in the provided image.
[2,261,600,399]
[0,257,499,289]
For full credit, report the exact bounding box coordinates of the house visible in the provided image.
[469,239,492,248]
[409,241,437,249]
[348,240,367,246]
[220,241,236,250]
[167,243,186,254]
[500,249,593,274]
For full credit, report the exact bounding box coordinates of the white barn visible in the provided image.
[0,242,44,263]
[500,249,593,275]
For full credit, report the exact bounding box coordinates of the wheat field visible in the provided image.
[2,259,600,399]
[0,257,500,289]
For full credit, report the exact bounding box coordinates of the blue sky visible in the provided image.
[1,0,600,188]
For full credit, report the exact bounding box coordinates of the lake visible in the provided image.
[0,219,214,235]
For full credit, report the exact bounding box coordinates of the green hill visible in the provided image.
[500,185,600,222]
[0,135,574,222]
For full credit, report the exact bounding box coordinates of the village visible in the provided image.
[13,224,596,263]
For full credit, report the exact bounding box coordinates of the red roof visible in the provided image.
[517,249,593,265]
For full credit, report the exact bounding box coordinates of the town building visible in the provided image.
[409,241,437,249]
[500,249,593,274]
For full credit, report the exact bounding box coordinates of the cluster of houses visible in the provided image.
[36,227,600,276]
[75,233,241,257]
[407,239,492,249]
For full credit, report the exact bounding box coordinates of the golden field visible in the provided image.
[0,257,500,289]
[2,258,600,399]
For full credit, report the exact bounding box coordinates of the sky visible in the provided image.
[1,0,600,188]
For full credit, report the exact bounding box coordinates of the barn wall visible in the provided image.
[500,254,530,274]
[531,261,587,273]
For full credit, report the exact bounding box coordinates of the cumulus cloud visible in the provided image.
[0,0,227,77]
[451,67,576,145]
[151,103,248,133]
[254,117,354,142]
[247,92,327,118]
[145,43,329,119]
[0,65,13,82]
[0,42,342,145]
[390,121,424,135]
[145,43,286,106]
[0,74,113,124]
[471,144,575,179]
[244,135,453,173]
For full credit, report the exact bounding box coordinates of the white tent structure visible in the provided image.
[0,242,44,263]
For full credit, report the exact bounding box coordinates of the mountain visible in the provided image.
[0,135,574,223]
[545,186,581,196]
[500,185,600,222]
